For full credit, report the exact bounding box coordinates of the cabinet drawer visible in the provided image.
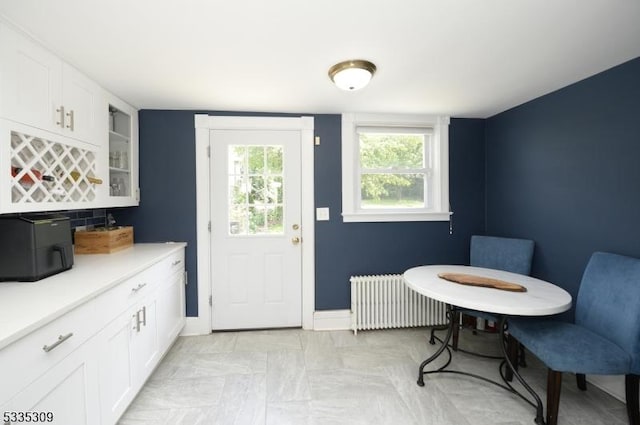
[156,249,185,279]
[0,299,97,405]
[94,265,158,320]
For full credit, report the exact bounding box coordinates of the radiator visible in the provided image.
[350,274,447,334]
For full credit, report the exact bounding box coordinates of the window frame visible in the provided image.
[341,113,451,222]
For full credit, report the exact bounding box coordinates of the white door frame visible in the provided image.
[187,114,315,334]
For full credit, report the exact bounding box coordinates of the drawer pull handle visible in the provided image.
[172,259,182,266]
[131,282,147,293]
[66,109,75,131]
[56,105,65,128]
[133,312,141,332]
[42,332,74,352]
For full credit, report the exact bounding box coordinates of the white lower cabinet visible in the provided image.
[0,246,185,425]
[132,296,159,385]
[97,293,159,425]
[96,309,136,425]
[8,342,100,425]
[156,270,187,354]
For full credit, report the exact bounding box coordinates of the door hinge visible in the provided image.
[208,295,213,306]
[184,271,188,286]
[135,188,140,202]
[208,221,211,232]
[207,145,211,158]
[314,136,320,146]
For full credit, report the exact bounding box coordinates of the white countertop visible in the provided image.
[0,242,186,350]
[403,265,572,316]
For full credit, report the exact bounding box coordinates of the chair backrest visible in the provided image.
[576,251,640,374]
[470,235,535,275]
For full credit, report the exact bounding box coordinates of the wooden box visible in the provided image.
[74,226,134,254]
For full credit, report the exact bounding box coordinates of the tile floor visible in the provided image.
[118,328,629,425]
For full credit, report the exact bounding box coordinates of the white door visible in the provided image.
[210,128,302,329]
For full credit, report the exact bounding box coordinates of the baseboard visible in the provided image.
[587,375,625,402]
[180,316,211,336]
[313,309,351,331]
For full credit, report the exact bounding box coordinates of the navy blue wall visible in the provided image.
[485,57,640,312]
[314,117,486,309]
[114,112,486,316]
[112,110,199,315]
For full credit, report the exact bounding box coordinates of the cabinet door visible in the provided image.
[132,299,159,386]
[156,271,186,353]
[0,22,62,134]
[62,64,104,146]
[105,95,138,207]
[9,342,99,425]
[97,310,136,425]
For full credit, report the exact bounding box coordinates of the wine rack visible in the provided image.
[10,130,98,205]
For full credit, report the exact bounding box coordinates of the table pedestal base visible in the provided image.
[417,304,546,425]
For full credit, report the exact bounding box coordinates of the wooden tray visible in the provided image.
[438,272,527,292]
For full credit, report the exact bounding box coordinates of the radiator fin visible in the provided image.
[350,274,447,334]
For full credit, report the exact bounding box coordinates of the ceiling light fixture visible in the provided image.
[328,59,377,91]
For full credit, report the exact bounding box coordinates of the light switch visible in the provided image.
[316,207,330,221]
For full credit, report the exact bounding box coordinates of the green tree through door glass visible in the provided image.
[228,145,284,235]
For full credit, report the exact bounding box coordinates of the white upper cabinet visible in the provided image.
[0,20,105,147]
[0,22,62,135]
[105,94,139,207]
[0,18,138,212]
[61,63,103,146]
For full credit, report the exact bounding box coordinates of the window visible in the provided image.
[341,113,450,222]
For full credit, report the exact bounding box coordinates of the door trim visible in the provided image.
[188,114,315,334]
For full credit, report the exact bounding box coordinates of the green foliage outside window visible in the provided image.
[359,133,426,208]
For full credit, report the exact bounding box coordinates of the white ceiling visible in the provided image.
[1,0,639,118]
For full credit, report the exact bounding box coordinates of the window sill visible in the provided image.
[342,211,452,223]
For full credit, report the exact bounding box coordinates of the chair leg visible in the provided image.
[547,369,563,425]
[626,374,640,425]
[505,333,519,382]
[576,373,587,391]
[518,343,527,367]
[451,310,460,351]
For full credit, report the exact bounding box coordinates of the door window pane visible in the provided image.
[266,146,283,174]
[228,145,284,235]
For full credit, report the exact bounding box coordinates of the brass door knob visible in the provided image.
[292,236,301,245]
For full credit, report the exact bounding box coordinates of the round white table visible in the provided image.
[403,265,572,316]
[403,265,572,425]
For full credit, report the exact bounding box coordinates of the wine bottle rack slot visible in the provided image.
[10,131,98,204]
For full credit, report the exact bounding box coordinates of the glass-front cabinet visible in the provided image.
[106,95,138,207]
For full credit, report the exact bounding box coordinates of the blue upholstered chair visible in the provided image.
[449,235,535,352]
[507,252,640,425]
